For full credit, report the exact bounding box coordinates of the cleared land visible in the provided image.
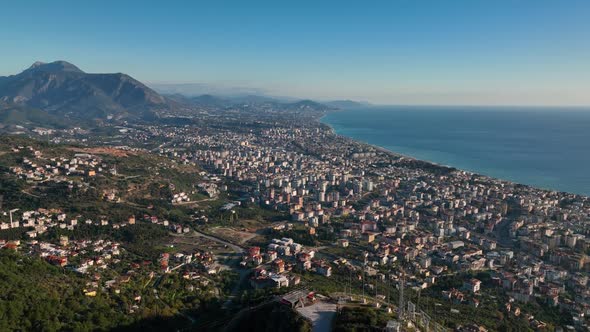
[296,301,338,332]
[207,225,261,245]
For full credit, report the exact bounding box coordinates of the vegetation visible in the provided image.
[0,104,73,129]
[420,272,542,331]
[45,223,172,260]
[0,249,156,331]
[0,136,203,226]
[269,228,317,246]
[332,306,392,332]
[224,301,311,332]
[0,248,242,331]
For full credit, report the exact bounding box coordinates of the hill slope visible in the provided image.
[0,102,73,128]
[0,61,171,122]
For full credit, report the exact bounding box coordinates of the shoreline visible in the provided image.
[317,112,588,198]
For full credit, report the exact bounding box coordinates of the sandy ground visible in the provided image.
[297,301,338,332]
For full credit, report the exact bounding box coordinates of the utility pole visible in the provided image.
[362,269,365,301]
[398,271,405,321]
[387,273,391,307]
[348,268,352,300]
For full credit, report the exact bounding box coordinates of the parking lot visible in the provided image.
[296,301,338,332]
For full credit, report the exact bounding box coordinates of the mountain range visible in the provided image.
[0,61,345,128]
[152,84,371,110]
[165,93,335,111]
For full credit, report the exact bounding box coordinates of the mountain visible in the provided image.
[0,61,171,122]
[284,99,335,112]
[325,100,371,109]
[166,92,334,113]
[0,103,72,129]
[164,92,293,108]
[0,61,335,127]
[229,94,280,104]
[149,82,268,97]
[190,94,231,108]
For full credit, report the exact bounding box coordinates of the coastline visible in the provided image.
[319,114,402,155]
[319,111,460,166]
[318,112,587,198]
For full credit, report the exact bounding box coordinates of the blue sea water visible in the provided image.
[321,106,590,196]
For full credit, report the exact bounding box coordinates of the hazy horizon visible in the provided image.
[1,1,589,106]
[148,82,590,108]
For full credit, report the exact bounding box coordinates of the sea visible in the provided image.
[321,106,590,197]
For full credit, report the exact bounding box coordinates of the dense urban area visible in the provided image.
[1,62,589,332]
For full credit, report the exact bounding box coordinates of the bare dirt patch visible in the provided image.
[67,147,137,157]
[170,234,230,254]
[208,226,259,245]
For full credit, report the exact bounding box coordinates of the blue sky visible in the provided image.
[1,1,589,105]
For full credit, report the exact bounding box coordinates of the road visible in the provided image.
[186,230,250,308]
[190,229,245,254]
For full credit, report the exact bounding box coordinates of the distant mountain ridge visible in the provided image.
[164,93,335,112]
[325,100,372,109]
[0,61,169,122]
[286,99,333,111]
[0,60,337,129]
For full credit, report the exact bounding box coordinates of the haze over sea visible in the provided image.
[321,106,590,196]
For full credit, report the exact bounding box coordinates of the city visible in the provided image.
[2,2,590,331]
[2,100,589,331]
